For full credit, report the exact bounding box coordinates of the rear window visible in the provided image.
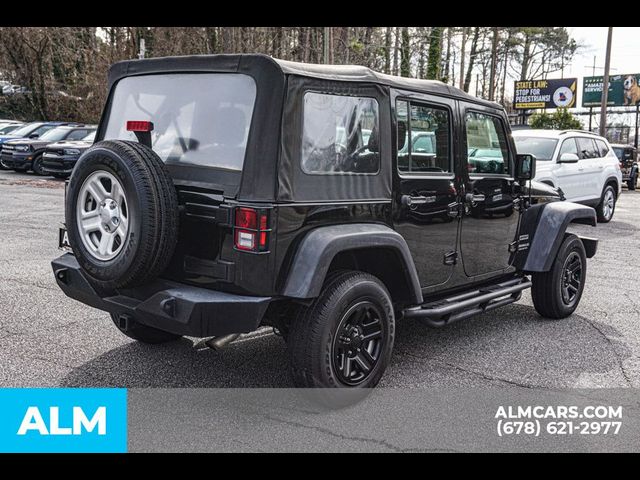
[513,136,558,161]
[103,73,257,172]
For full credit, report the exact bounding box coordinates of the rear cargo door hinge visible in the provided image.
[443,250,458,266]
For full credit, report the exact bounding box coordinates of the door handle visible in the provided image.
[465,193,485,204]
[578,167,584,171]
[401,195,431,206]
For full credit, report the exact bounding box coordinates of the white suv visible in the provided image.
[512,129,622,222]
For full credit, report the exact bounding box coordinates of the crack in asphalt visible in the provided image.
[580,317,633,387]
[0,276,58,292]
[395,348,538,389]
[254,410,460,452]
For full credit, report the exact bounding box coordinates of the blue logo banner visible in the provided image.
[0,388,127,453]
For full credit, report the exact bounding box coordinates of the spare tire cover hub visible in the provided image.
[76,170,129,261]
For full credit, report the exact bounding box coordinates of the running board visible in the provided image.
[403,277,532,327]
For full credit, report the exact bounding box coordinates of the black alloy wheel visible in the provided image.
[332,301,384,386]
[560,251,582,308]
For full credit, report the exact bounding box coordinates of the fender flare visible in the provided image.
[281,223,423,304]
[603,175,620,192]
[515,201,597,272]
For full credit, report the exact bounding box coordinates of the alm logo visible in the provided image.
[18,406,106,436]
[0,388,127,453]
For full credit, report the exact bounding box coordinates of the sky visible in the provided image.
[564,27,640,79]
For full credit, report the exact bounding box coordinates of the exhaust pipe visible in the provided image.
[193,333,241,351]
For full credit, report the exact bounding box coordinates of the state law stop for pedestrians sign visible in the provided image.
[513,78,577,109]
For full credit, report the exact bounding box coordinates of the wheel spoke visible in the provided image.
[567,258,580,273]
[342,357,352,378]
[110,181,121,203]
[81,215,101,232]
[98,232,115,256]
[361,328,382,342]
[87,179,108,203]
[354,352,372,374]
[115,224,127,239]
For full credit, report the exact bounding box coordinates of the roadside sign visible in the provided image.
[583,74,640,107]
[513,78,577,110]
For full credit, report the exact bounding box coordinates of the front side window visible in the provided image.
[31,125,56,137]
[104,73,257,172]
[396,100,451,174]
[576,137,598,159]
[465,111,510,174]
[9,123,43,137]
[558,138,578,157]
[301,92,379,174]
[513,136,558,161]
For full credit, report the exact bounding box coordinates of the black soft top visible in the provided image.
[103,54,502,202]
[108,53,499,109]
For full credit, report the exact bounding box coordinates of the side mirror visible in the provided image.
[515,153,536,182]
[29,133,39,139]
[558,152,579,163]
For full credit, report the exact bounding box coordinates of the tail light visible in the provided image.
[126,121,154,132]
[234,207,270,253]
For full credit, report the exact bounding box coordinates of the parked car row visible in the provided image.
[0,121,96,178]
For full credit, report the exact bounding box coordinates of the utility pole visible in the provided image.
[599,27,613,138]
[323,27,330,64]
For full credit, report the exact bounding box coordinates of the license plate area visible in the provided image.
[59,224,72,251]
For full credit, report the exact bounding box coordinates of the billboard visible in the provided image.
[513,78,577,110]
[582,74,640,107]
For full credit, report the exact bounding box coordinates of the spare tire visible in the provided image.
[65,140,179,289]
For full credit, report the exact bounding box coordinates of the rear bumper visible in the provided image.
[51,253,272,337]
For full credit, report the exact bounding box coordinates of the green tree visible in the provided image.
[529,108,583,130]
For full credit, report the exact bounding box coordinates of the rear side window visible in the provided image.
[594,139,609,157]
[464,111,510,174]
[104,73,257,172]
[301,92,379,174]
[396,100,451,174]
[67,129,92,141]
[576,137,599,159]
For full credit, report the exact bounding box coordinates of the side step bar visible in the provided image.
[403,277,532,327]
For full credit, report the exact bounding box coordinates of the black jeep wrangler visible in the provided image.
[52,54,597,389]
[611,143,638,190]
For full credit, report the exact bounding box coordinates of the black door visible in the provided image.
[392,93,460,288]
[459,106,520,277]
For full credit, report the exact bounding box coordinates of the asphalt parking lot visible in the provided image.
[0,169,638,389]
